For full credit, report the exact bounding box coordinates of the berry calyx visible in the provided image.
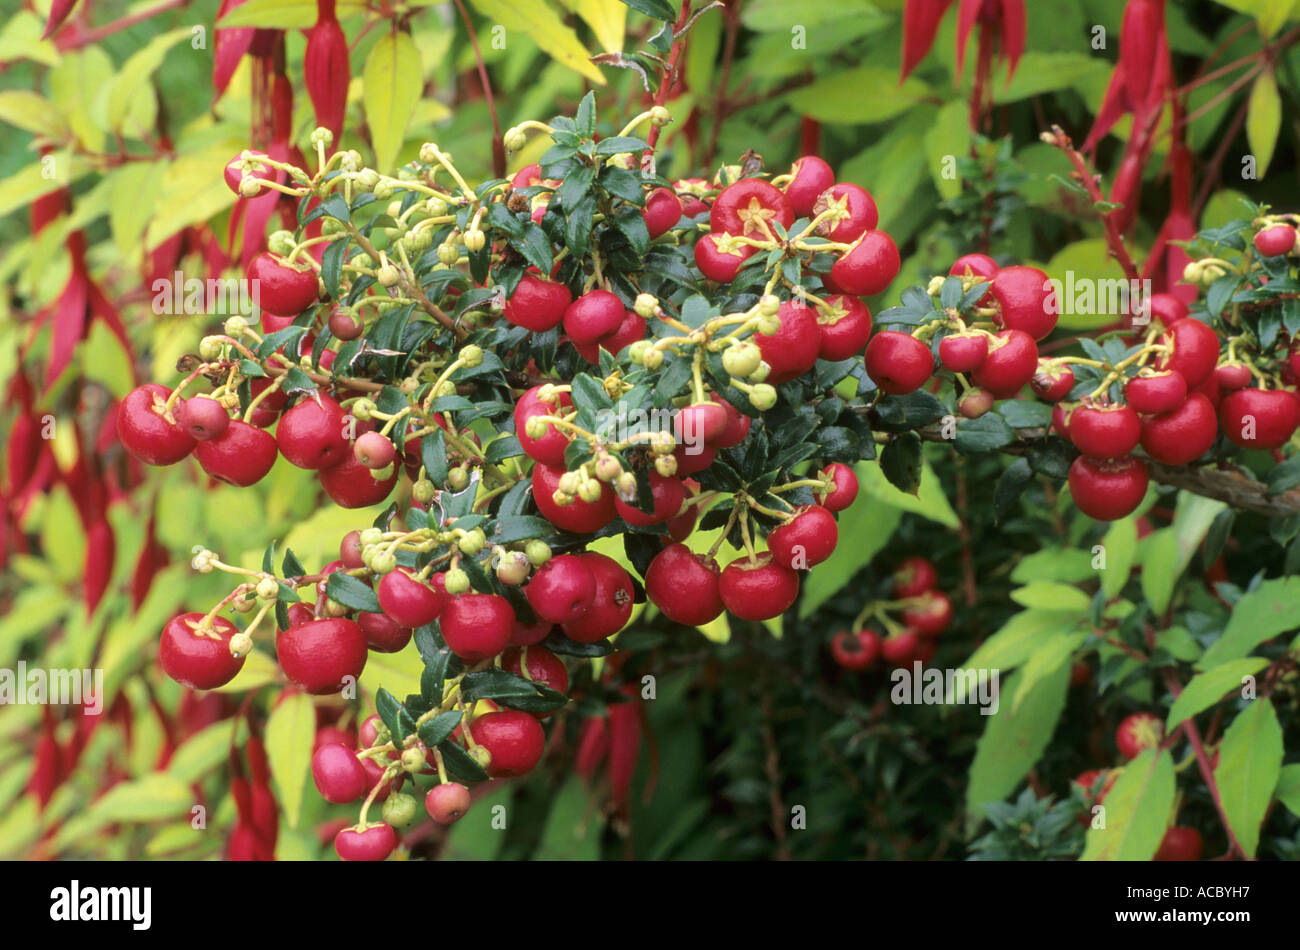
[815,294,872,362]
[970,329,1038,398]
[817,463,859,512]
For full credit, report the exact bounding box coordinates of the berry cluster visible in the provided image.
[829,556,953,670]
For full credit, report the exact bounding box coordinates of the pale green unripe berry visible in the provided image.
[198,336,224,360]
[256,576,280,600]
[309,127,334,148]
[447,466,469,491]
[377,264,400,287]
[642,347,664,370]
[524,540,551,566]
[438,242,460,265]
[412,479,435,504]
[503,127,527,152]
[748,383,778,410]
[223,315,248,336]
[628,339,653,365]
[496,552,531,586]
[360,527,384,546]
[373,180,394,200]
[634,294,658,319]
[594,455,623,482]
[757,294,781,317]
[722,340,762,378]
[371,552,397,575]
[229,633,254,658]
[383,792,419,828]
[268,230,296,256]
[459,344,484,367]
[463,230,486,253]
[444,568,470,595]
[401,748,427,773]
[551,489,574,507]
[458,528,486,556]
[557,472,580,495]
[649,106,672,127]
[649,430,676,454]
[750,361,772,383]
[654,454,678,477]
[357,169,380,191]
[756,312,781,336]
[418,142,441,164]
[612,473,636,502]
[426,195,449,216]
[525,417,548,440]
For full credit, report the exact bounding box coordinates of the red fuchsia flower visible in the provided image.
[303,0,350,142]
[900,0,1026,85]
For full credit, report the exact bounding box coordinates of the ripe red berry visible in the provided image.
[511,617,553,646]
[572,308,647,363]
[248,251,319,316]
[285,602,315,627]
[864,330,933,394]
[194,419,278,486]
[469,710,546,778]
[709,393,752,447]
[224,149,272,194]
[880,629,922,666]
[441,593,514,662]
[177,397,230,442]
[1115,711,1164,760]
[1073,768,1118,805]
[118,384,196,465]
[504,273,571,332]
[159,613,246,690]
[645,543,724,626]
[277,618,368,694]
[719,554,800,621]
[1154,826,1204,861]
[959,387,995,418]
[276,393,350,470]
[1030,363,1074,403]
[938,331,989,373]
[674,402,730,447]
[1253,224,1296,257]
[531,463,616,533]
[970,329,1038,398]
[892,557,937,598]
[901,590,953,637]
[377,568,445,627]
[784,155,835,217]
[246,378,288,428]
[502,645,569,707]
[1069,403,1141,459]
[643,187,684,239]
[1156,318,1220,389]
[353,431,395,469]
[817,462,859,512]
[673,440,716,476]
[1068,456,1149,522]
[992,265,1057,340]
[829,230,900,296]
[1125,370,1188,414]
[327,306,363,340]
[615,470,686,527]
[311,743,368,803]
[813,182,878,243]
[767,505,838,570]
[561,552,635,642]
[815,294,872,361]
[1215,362,1252,391]
[334,823,396,862]
[425,783,472,824]
[564,289,625,344]
[710,178,794,238]
[515,385,574,467]
[357,611,412,653]
[755,300,822,384]
[1138,392,1217,464]
[319,452,398,508]
[694,233,755,282]
[830,629,880,671]
[526,554,597,623]
[1219,387,1300,449]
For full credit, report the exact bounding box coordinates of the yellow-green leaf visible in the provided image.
[1245,67,1281,178]
[567,0,626,52]
[786,67,929,125]
[168,719,245,784]
[1276,764,1300,818]
[1010,581,1092,612]
[1011,630,1088,713]
[1165,658,1268,731]
[1080,749,1175,860]
[468,0,607,84]
[219,0,368,28]
[104,27,191,132]
[1100,516,1137,598]
[1214,698,1283,858]
[265,691,316,830]
[364,32,424,173]
[0,90,67,138]
[925,100,970,200]
[1199,576,1300,667]
[0,152,91,220]
[962,609,1087,673]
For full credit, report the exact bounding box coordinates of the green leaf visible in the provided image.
[1139,529,1180,615]
[363,32,422,171]
[1199,576,1300,667]
[438,740,490,783]
[325,573,381,613]
[1011,630,1088,714]
[857,458,960,528]
[1010,581,1092,612]
[617,0,676,19]
[468,0,606,83]
[879,432,922,495]
[1165,658,1269,731]
[105,27,190,131]
[421,429,450,485]
[1276,764,1300,818]
[963,610,1088,673]
[1214,699,1283,858]
[1100,517,1137,599]
[1245,67,1281,178]
[265,690,315,829]
[954,413,1016,453]
[1010,547,1096,584]
[799,495,901,617]
[786,67,930,124]
[1080,749,1175,860]
[417,710,462,749]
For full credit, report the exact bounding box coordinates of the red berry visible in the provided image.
[118,384,195,465]
[767,505,838,570]
[177,397,231,442]
[1154,826,1204,861]
[277,619,368,695]
[1146,292,1189,328]
[1124,370,1188,414]
[377,568,445,627]
[511,617,553,646]
[615,471,686,527]
[755,300,822,384]
[643,187,684,239]
[573,308,646,363]
[1219,387,1300,449]
[970,329,1038,398]
[159,613,246,690]
[353,431,395,469]
[880,629,922,666]
[511,163,542,190]
[710,178,794,238]
[1073,768,1118,805]
[515,385,574,467]
[248,251,319,316]
[815,294,872,361]
[1069,403,1141,459]
[525,554,596,623]
[892,557,937,598]
[1215,363,1252,391]
[502,645,569,707]
[831,629,880,671]
[864,330,933,394]
[328,306,363,340]
[319,451,398,508]
[334,823,396,861]
[694,233,755,282]
[829,230,900,296]
[425,783,472,824]
[1156,318,1220,389]
[1253,224,1296,257]
[959,388,995,418]
[531,463,616,533]
[1052,401,1077,437]
[224,149,271,194]
[719,553,800,621]
[645,543,724,626]
[1115,711,1164,760]
[441,593,514,662]
[504,273,572,332]
[1144,392,1222,465]
[561,552,634,642]
[938,332,989,373]
[673,440,716,476]
[1030,363,1074,403]
[469,709,546,778]
[813,182,878,243]
[194,419,278,486]
[285,602,315,627]
[674,402,730,447]
[709,394,752,447]
[357,612,412,653]
[564,289,625,344]
[1068,456,1149,522]
[901,590,953,637]
[784,155,834,217]
[992,265,1057,341]
[311,743,368,803]
[246,378,288,428]
[817,463,859,512]
[276,393,350,470]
